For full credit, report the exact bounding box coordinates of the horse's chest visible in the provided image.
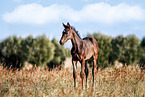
[71,51,79,60]
[71,48,80,60]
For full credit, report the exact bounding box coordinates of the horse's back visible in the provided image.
[83,37,98,47]
[83,37,98,57]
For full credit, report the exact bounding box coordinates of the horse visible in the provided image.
[59,22,98,89]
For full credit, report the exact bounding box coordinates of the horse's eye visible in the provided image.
[63,29,69,35]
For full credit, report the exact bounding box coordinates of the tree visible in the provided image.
[28,35,55,66]
[0,36,24,69]
[21,35,34,63]
[110,35,126,64]
[141,37,145,47]
[110,34,140,65]
[138,37,145,70]
[47,38,66,70]
[88,33,112,68]
[64,48,71,57]
[0,35,55,69]
[124,35,140,65]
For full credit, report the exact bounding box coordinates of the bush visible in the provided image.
[27,35,55,66]
[0,35,55,69]
[88,33,112,68]
[87,33,143,69]
[0,36,24,69]
[138,37,145,70]
[110,35,140,65]
[47,38,66,70]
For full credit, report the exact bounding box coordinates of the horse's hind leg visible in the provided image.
[85,61,89,88]
[80,59,85,89]
[92,55,98,88]
[72,60,77,88]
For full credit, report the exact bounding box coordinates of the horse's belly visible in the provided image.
[85,54,93,60]
[84,51,94,60]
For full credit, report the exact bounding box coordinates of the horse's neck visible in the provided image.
[71,31,82,51]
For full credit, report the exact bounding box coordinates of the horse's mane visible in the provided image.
[71,26,81,39]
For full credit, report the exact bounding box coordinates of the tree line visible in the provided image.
[0,33,145,70]
[88,33,145,70]
[0,35,70,70]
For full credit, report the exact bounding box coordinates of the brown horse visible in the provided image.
[59,22,98,89]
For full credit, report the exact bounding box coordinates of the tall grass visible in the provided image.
[0,64,144,97]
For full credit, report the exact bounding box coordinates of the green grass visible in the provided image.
[0,65,144,97]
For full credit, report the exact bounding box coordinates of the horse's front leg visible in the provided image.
[80,59,85,89]
[72,60,77,88]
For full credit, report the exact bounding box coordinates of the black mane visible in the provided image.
[71,26,81,39]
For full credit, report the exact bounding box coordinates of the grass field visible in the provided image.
[0,64,144,97]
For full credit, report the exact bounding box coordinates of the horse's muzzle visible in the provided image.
[59,40,63,45]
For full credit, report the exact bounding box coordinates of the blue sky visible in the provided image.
[1,0,145,47]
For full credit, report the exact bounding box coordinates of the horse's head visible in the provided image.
[59,22,73,45]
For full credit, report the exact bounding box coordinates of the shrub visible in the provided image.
[47,38,66,70]
[110,35,140,65]
[0,35,55,69]
[0,36,24,69]
[88,33,112,68]
[27,35,55,66]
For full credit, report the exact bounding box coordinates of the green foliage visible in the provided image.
[124,35,140,65]
[21,35,34,62]
[110,35,125,64]
[0,32,145,70]
[110,34,140,65]
[64,48,71,57]
[0,36,24,68]
[28,35,55,66]
[0,35,55,69]
[138,37,145,70]
[47,38,66,70]
[88,33,144,69]
[88,33,112,68]
[141,37,145,47]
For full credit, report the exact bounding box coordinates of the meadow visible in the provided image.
[0,64,144,97]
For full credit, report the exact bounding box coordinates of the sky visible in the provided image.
[0,0,145,47]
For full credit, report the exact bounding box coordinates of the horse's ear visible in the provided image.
[67,22,71,29]
[62,23,66,28]
[67,22,70,27]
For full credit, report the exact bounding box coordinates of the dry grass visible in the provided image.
[0,64,144,97]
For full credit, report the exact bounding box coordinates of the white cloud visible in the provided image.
[3,3,63,24]
[2,2,145,25]
[77,3,145,23]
